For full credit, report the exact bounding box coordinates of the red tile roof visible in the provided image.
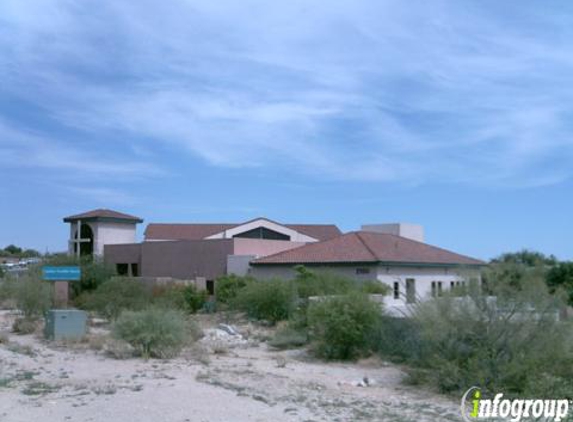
[144,221,341,241]
[63,209,143,223]
[252,231,485,266]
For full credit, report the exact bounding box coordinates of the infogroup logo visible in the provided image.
[461,387,571,422]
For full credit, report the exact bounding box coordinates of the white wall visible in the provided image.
[376,265,480,316]
[93,222,137,256]
[250,263,481,317]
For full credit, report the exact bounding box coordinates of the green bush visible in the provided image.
[359,280,390,295]
[13,275,53,318]
[112,308,188,359]
[231,278,297,324]
[74,258,117,295]
[307,293,382,360]
[182,285,208,313]
[153,284,208,313]
[268,324,308,350]
[293,266,354,299]
[82,277,150,320]
[215,274,253,304]
[0,277,16,305]
[371,316,422,362]
[407,285,573,396]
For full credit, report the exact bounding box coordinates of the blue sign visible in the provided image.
[42,266,81,281]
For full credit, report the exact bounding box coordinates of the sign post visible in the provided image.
[42,266,87,341]
[42,266,81,308]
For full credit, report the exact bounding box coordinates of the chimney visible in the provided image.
[361,223,424,243]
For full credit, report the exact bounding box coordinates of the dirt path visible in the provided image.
[0,312,461,422]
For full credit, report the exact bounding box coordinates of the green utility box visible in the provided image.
[44,309,87,341]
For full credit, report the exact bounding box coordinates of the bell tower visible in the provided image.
[63,209,143,257]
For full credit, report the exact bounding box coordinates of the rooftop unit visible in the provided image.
[360,223,424,243]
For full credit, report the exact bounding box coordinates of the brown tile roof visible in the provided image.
[144,220,341,241]
[252,231,485,266]
[63,209,143,223]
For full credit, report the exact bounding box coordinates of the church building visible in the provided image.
[63,209,484,312]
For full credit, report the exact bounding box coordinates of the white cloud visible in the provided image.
[1,0,572,187]
[0,119,164,179]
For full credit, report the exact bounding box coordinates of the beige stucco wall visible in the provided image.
[232,238,306,257]
[248,264,379,281]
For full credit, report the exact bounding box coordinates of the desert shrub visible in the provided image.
[182,285,208,313]
[153,284,208,313]
[307,293,382,360]
[409,284,573,396]
[104,338,135,359]
[13,275,53,318]
[74,258,117,295]
[0,277,17,305]
[231,278,297,324]
[268,325,308,350]
[371,316,422,362]
[293,266,354,299]
[215,274,254,304]
[12,317,39,334]
[112,308,188,359]
[82,277,150,320]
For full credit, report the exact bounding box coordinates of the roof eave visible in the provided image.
[63,216,143,224]
[251,260,486,267]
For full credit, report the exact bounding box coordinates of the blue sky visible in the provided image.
[1,0,572,260]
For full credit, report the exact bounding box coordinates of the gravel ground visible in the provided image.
[0,311,461,422]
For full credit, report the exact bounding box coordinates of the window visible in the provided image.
[116,263,128,276]
[131,263,139,277]
[206,280,215,296]
[233,227,291,241]
[356,268,371,275]
[431,281,443,298]
[406,278,416,304]
[393,282,400,300]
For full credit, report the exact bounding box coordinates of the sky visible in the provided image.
[0,0,572,260]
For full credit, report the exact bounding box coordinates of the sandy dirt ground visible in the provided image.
[0,311,462,422]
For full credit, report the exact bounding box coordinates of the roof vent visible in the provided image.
[361,223,424,243]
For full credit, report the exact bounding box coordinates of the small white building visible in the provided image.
[249,229,484,316]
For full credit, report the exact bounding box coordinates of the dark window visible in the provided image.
[116,263,128,276]
[437,281,443,296]
[232,227,290,241]
[131,263,139,277]
[406,278,416,304]
[206,280,215,296]
[393,281,400,299]
[356,268,371,275]
[431,281,437,297]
